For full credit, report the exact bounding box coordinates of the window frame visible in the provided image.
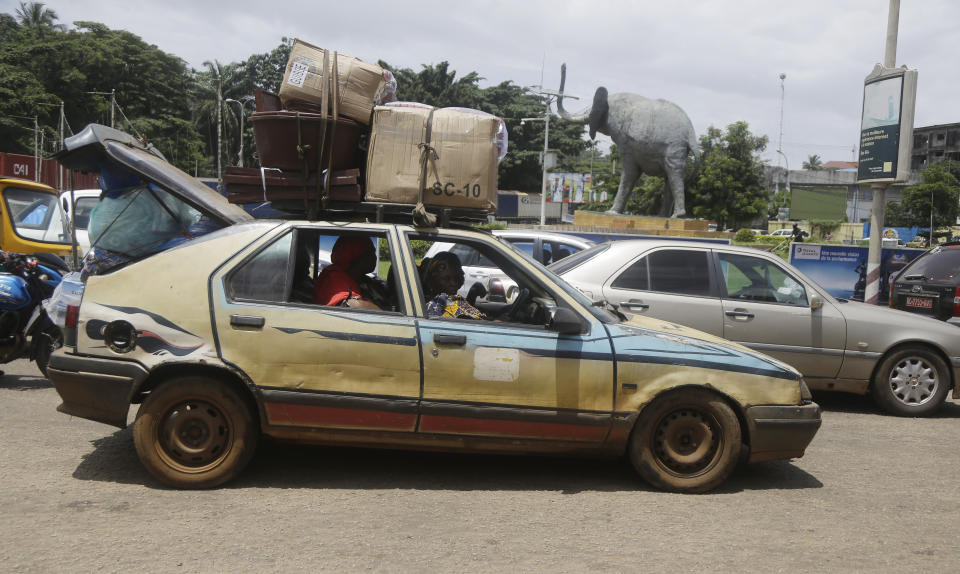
[609,246,719,299]
[224,226,406,315]
[712,250,810,307]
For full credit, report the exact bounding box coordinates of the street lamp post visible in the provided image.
[776,149,790,217]
[225,98,253,168]
[775,73,786,196]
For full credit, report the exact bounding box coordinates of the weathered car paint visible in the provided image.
[52,220,819,468]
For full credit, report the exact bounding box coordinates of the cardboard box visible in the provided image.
[278,39,384,125]
[365,106,499,211]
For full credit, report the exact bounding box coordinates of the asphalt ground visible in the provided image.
[2,357,959,573]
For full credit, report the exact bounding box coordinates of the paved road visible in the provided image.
[2,358,959,573]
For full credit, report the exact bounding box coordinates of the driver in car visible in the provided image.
[420,251,488,320]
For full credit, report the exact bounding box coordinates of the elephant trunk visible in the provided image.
[556,63,588,124]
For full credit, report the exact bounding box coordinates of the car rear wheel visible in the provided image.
[871,346,950,417]
[133,376,258,489]
[628,389,741,493]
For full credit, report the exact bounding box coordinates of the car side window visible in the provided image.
[411,234,557,327]
[228,229,402,312]
[718,252,808,306]
[228,232,293,302]
[612,249,712,296]
[611,256,649,290]
[507,239,536,260]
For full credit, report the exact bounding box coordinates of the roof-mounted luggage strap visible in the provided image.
[413,109,438,227]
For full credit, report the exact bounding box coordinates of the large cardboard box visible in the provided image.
[278,39,384,125]
[365,106,499,211]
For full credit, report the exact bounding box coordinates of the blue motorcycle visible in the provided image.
[0,252,66,376]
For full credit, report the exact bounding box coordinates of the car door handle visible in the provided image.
[621,300,650,310]
[230,314,265,328]
[725,309,755,319]
[433,334,467,345]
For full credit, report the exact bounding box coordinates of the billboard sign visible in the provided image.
[857,65,918,183]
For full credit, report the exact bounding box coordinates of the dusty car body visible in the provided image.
[553,239,960,417]
[47,125,820,493]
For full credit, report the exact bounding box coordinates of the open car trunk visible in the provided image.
[55,124,253,271]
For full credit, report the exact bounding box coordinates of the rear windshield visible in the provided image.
[3,186,70,245]
[901,247,960,282]
[547,242,611,274]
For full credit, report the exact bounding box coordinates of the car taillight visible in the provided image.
[954,286,960,318]
[65,304,79,328]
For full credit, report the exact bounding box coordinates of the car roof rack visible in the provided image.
[268,199,491,228]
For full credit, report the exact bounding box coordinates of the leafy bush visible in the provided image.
[734,229,756,242]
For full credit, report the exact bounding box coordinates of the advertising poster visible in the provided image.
[545,173,593,203]
[858,75,902,180]
[790,243,924,303]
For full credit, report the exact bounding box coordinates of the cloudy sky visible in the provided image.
[5,0,957,170]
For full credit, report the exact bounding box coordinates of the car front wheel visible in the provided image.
[871,346,950,417]
[628,389,741,493]
[133,376,258,489]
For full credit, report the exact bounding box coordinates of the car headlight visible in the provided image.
[799,377,813,401]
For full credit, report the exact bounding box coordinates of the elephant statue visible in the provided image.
[556,63,699,218]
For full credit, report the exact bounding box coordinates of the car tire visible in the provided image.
[628,389,741,493]
[133,376,258,489]
[871,346,950,417]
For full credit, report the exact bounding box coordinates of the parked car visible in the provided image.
[424,229,594,301]
[46,124,820,493]
[889,242,960,326]
[58,189,101,254]
[552,239,960,416]
[769,229,793,238]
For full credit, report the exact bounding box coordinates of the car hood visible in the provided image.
[609,313,801,380]
[55,124,251,227]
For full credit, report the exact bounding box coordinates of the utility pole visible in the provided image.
[110,88,116,128]
[33,115,39,182]
[524,84,576,225]
[216,74,223,193]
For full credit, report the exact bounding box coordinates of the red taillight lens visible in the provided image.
[488,278,505,297]
[953,286,960,318]
[65,304,79,329]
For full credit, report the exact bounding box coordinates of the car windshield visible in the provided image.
[3,186,71,245]
[901,247,960,282]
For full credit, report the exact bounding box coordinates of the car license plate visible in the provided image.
[905,296,933,309]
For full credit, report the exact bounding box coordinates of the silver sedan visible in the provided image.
[552,239,960,416]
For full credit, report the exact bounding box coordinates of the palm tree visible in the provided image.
[802,154,823,171]
[14,2,65,34]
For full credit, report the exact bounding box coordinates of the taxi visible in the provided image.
[47,125,821,493]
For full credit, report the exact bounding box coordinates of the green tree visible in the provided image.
[885,161,960,230]
[687,121,769,230]
[14,2,64,35]
[802,154,823,170]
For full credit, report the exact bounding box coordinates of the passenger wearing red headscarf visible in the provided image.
[313,236,380,309]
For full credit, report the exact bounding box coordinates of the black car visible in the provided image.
[889,242,960,325]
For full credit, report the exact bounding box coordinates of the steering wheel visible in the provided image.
[505,287,531,322]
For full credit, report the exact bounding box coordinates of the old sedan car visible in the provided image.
[553,239,960,417]
[46,125,820,493]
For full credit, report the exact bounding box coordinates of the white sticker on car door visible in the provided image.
[473,347,520,382]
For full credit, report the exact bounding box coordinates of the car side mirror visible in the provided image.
[549,307,584,334]
[810,294,823,311]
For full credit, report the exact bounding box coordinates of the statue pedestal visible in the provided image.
[572,211,728,239]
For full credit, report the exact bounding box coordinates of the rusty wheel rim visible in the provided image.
[157,399,232,473]
[652,408,722,477]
